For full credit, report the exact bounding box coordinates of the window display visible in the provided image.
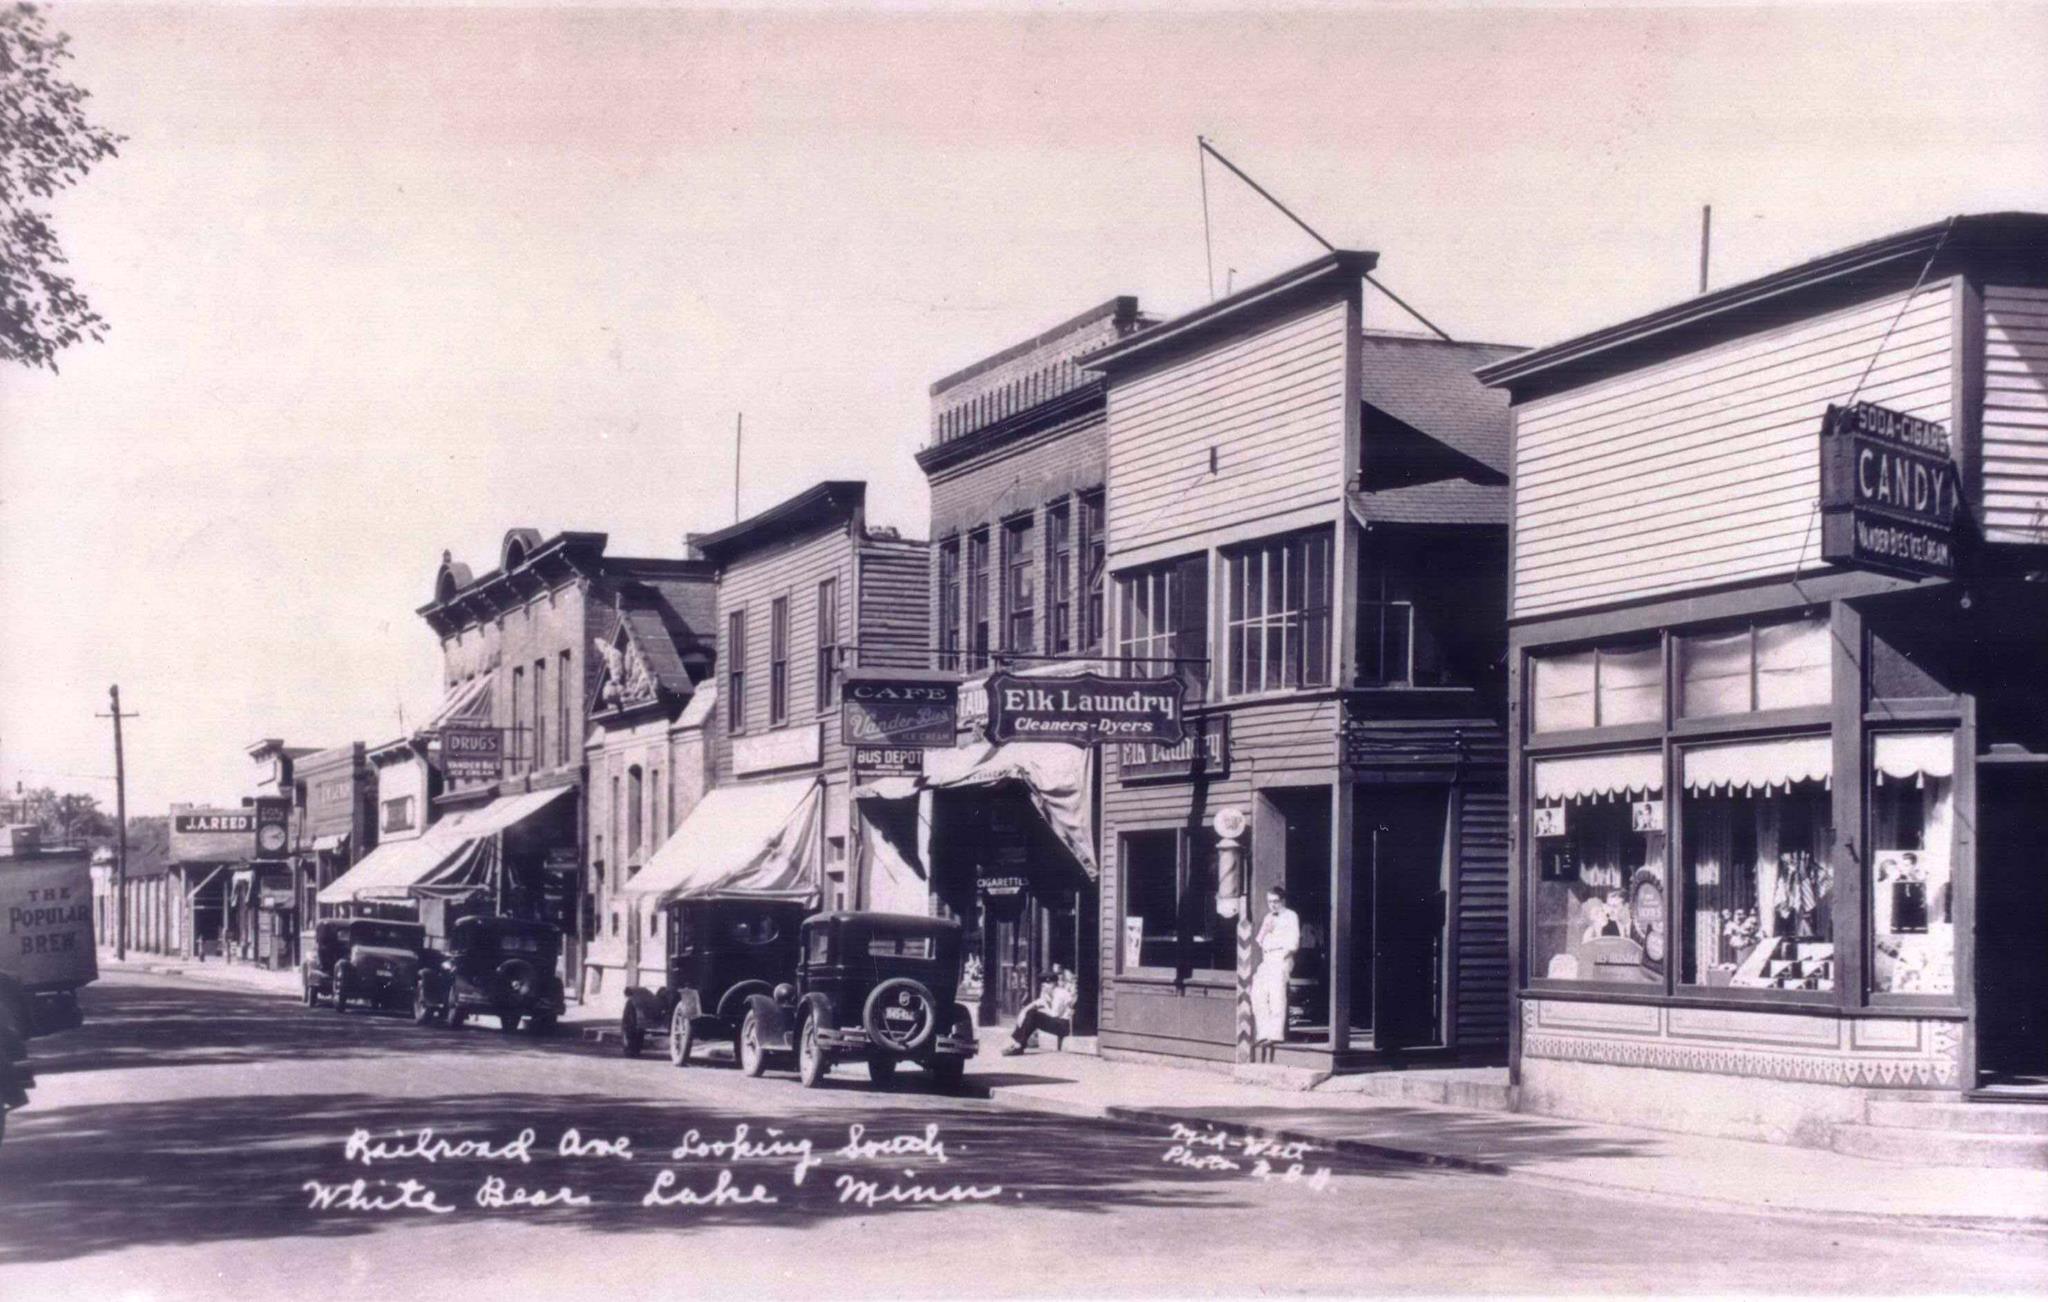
[1869,732,1956,995]
[1680,736,1833,990]
[1529,750,1666,984]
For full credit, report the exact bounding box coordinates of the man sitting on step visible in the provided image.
[1001,967,1077,1056]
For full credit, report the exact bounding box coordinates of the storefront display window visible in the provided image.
[1679,735,1833,991]
[1120,828,1237,974]
[1530,643,1661,732]
[1678,617,1829,718]
[1869,732,1955,995]
[1529,750,1666,984]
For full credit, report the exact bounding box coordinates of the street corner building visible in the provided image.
[1073,253,1521,1073]
[1478,212,2048,1164]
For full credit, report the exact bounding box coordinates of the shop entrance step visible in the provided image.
[1829,1120,2048,1168]
[1866,1097,2048,1134]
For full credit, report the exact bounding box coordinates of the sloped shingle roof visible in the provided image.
[1358,333,1522,476]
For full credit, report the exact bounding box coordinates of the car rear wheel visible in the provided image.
[448,1008,467,1029]
[499,1012,521,1033]
[929,1056,966,1091]
[302,974,317,1008]
[737,1008,768,1077]
[331,966,351,1013]
[667,1005,694,1068]
[621,1004,645,1058]
[867,1055,898,1087]
[412,981,438,1027]
[526,1013,556,1036]
[797,1014,829,1088]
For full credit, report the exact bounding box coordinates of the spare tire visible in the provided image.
[495,958,537,1003]
[862,977,938,1054]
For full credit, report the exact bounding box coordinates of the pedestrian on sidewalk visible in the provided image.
[1252,886,1299,1049]
[1000,967,1076,1055]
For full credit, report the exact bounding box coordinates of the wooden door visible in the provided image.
[1370,786,1449,1051]
[1977,766,2048,1083]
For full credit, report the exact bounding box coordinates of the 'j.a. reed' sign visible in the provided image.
[1819,401,1963,580]
[984,673,1185,748]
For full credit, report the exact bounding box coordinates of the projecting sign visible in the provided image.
[984,672,1186,748]
[1819,402,1963,580]
[253,797,291,858]
[441,726,504,781]
[852,746,925,779]
[840,675,958,749]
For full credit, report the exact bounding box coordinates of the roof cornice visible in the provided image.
[1079,250,1378,377]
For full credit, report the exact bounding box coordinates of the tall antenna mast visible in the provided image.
[733,412,744,523]
[1699,204,1713,294]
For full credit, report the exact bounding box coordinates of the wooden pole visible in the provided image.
[105,685,134,961]
[1700,204,1712,294]
[733,412,744,524]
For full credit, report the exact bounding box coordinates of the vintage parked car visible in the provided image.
[413,915,565,1035]
[301,918,430,1014]
[735,911,978,1091]
[620,898,808,1066]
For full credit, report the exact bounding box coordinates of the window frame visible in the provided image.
[726,608,748,735]
[556,650,571,766]
[1079,491,1106,650]
[510,664,526,775]
[1047,501,1074,655]
[769,596,790,727]
[816,576,841,710]
[937,539,962,672]
[966,529,992,671]
[1115,553,1209,701]
[1117,826,1238,979]
[1224,528,1332,698]
[1003,513,1036,657]
[531,658,547,773]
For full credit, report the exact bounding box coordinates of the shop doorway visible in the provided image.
[1977,764,2048,1086]
[1363,786,1450,1051]
[1262,788,1332,1042]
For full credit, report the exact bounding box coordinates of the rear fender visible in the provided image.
[623,985,671,1024]
[715,980,774,1027]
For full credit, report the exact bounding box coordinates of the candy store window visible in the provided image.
[1868,732,1956,996]
[1529,750,1668,985]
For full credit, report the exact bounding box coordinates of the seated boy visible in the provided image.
[1000,967,1077,1056]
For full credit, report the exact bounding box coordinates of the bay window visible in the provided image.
[1225,530,1331,695]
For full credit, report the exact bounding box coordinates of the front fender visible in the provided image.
[715,980,775,1027]
[743,993,793,1051]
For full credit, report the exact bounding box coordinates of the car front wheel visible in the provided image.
[737,1008,768,1078]
[499,1012,521,1033]
[621,1004,644,1058]
[867,1055,898,1087]
[331,966,350,1013]
[797,1014,830,1088]
[667,1005,694,1068]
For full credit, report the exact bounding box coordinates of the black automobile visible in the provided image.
[735,912,977,1091]
[621,898,807,1066]
[302,918,430,1014]
[413,915,565,1035]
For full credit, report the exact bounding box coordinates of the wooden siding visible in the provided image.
[1513,280,1957,618]
[856,540,931,671]
[1451,783,1510,1051]
[1983,284,2048,545]
[713,526,854,784]
[1106,299,1350,566]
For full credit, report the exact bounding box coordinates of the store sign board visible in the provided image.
[173,811,254,835]
[1119,715,1230,783]
[852,746,925,778]
[840,676,958,748]
[442,726,503,781]
[170,809,256,864]
[733,723,823,777]
[1819,402,1962,580]
[984,672,1185,748]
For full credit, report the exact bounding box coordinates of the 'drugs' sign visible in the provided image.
[1820,401,1963,579]
[984,673,1185,748]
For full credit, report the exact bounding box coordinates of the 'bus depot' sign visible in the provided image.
[1819,401,1963,579]
[984,672,1185,747]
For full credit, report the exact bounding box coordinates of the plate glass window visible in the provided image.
[1679,618,1829,718]
[1530,643,1661,733]
[1119,828,1236,973]
[1529,751,1666,984]
[1225,530,1330,696]
[1868,732,1956,995]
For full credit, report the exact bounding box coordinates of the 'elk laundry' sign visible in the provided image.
[1819,401,1963,580]
[984,672,1185,748]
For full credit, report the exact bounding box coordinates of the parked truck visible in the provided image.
[1,824,99,1144]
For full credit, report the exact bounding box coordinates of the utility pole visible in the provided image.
[97,685,138,961]
[733,412,744,523]
[1700,204,1713,294]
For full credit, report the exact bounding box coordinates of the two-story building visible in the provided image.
[624,483,927,927]
[906,298,1149,1029]
[1480,212,2048,1165]
[1077,252,1519,1074]
[292,741,376,934]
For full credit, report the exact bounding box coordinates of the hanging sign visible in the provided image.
[852,746,925,778]
[253,797,291,858]
[441,726,504,780]
[1819,402,1963,580]
[984,672,1185,747]
[841,675,958,748]
[1119,715,1230,783]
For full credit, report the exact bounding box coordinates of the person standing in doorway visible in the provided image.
[1252,886,1300,1049]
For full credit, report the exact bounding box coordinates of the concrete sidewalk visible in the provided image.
[100,953,2048,1232]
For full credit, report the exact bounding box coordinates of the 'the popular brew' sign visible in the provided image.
[1819,401,1963,579]
[984,672,1185,747]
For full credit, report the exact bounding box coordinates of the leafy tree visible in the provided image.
[51,790,110,840]
[1,2,123,370]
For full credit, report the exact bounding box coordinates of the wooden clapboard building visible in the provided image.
[1479,212,2048,1165]
[1079,253,1519,1073]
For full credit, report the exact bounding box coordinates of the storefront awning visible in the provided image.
[316,786,570,904]
[1683,735,1833,792]
[623,777,822,906]
[424,674,493,731]
[1874,733,1954,783]
[1534,750,1664,803]
[921,741,1096,878]
[310,832,348,853]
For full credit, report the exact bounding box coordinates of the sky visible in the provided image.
[3,0,2046,816]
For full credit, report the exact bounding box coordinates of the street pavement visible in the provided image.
[1,971,2043,1299]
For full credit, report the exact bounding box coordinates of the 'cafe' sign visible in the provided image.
[840,675,959,749]
[1819,401,1964,580]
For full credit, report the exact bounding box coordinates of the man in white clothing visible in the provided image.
[1252,886,1300,1047]
[1001,966,1077,1055]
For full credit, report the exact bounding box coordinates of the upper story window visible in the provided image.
[381,795,415,834]
[769,596,791,727]
[937,539,961,672]
[627,765,644,864]
[510,665,526,775]
[1117,554,1208,700]
[726,609,748,734]
[1225,530,1331,696]
[1678,617,1830,718]
[1047,503,1074,655]
[1004,515,1036,656]
[1357,535,1452,689]
[1531,643,1662,732]
[1079,491,1106,650]
[966,530,992,671]
[556,650,571,766]
[531,658,547,772]
[816,577,841,709]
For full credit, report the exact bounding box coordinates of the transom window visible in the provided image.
[1225,530,1331,696]
[1531,644,1662,732]
[1679,617,1830,718]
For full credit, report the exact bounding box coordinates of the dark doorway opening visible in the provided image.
[1977,764,2048,1086]
[1261,788,1332,1043]
[1362,785,1449,1051]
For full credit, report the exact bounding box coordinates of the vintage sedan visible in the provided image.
[735,912,977,1091]
[302,918,430,1014]
[620,898,807,1066]
[413,915,565,1035]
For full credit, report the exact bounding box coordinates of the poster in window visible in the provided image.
[1533,806,1566,838]
[1122,916,1145,970]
